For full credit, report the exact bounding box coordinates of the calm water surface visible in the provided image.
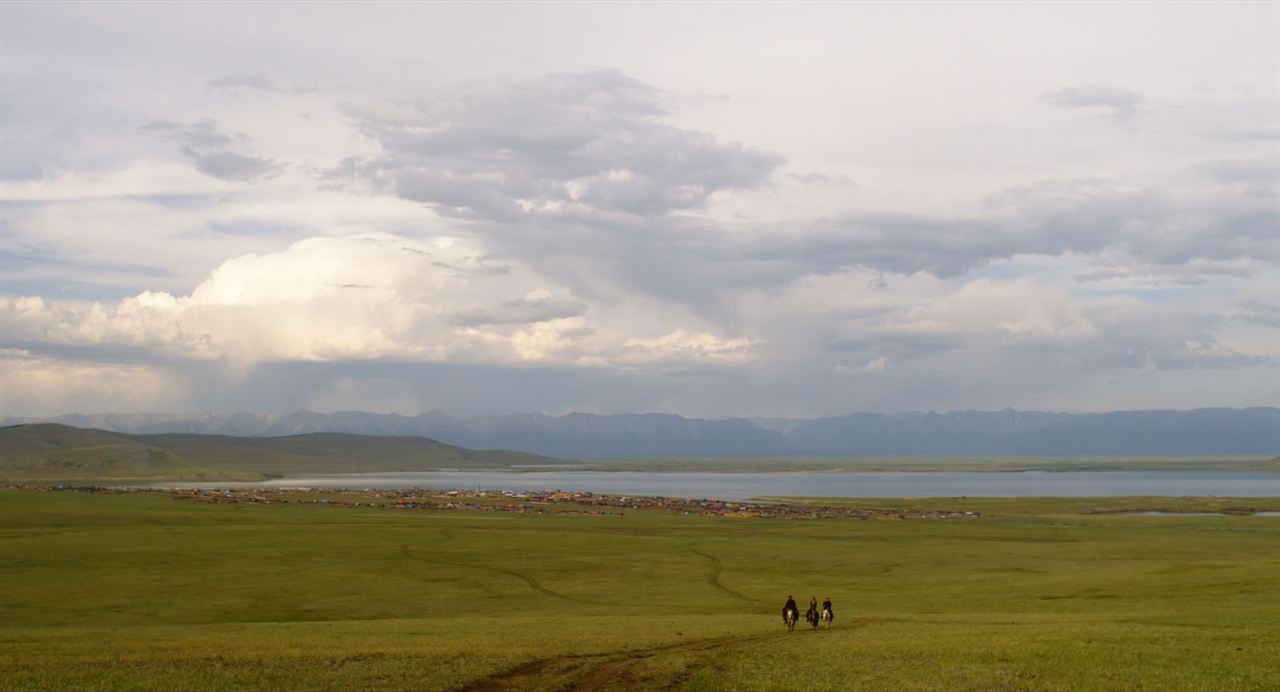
[167,470,1280,500]
[1121,506,1280,511]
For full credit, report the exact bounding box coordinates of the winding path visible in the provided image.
[689,548,755,605]
[400,545,627,606]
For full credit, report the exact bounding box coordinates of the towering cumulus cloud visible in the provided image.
[0,233,754,370]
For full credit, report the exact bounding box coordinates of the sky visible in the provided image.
[1,3,1277,418]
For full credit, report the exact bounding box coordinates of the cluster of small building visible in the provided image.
[7,484,980,521]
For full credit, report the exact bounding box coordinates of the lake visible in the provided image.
[164,470,1280,500]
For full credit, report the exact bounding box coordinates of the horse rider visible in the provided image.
[822,596,834,622]
[806,596,819,625]
[782,594,798,622]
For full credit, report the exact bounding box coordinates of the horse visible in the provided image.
[805,606,820,629]
[783,607,798,631]
[821,607,834,626]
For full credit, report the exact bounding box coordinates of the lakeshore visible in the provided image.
[148,468,1280,500]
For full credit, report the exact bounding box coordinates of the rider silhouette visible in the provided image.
[822,596,833,621]
[806,596,819,625]
[782,594,798,622]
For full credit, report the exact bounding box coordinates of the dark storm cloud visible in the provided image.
[184,149,277,182]
[334,71,783,219]
[331,64,1272,311]
[141,119,234,149]
[449,173,1274,326]
[1041,85,1144,118]
[693,180,1143,279]
[830,332,964,362]
[142,118,279,182]
[733,176,1276,280]
[328,72,1273,319]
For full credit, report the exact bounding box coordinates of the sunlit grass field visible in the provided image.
[2,489,1277,690]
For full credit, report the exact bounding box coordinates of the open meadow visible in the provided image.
[2,488,1278,690]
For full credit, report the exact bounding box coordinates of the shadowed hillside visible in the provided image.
[0,424,555,482]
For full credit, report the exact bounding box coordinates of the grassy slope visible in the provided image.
[0,424,250,482]
[0,424,552,482]
[1,490,1277,690]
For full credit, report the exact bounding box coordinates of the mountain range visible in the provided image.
[3,408,1277,458]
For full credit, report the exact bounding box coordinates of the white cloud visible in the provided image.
[0,233,763,371]
[0,160,235,202]
[0,350,189,416]
[905,278,1098,342]
[1,159,445,294]
[616,330,759,367]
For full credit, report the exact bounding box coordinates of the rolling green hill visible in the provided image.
[0,424,555,483]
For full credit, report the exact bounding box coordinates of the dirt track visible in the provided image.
[458,630,797,691]
[689,547,757,606]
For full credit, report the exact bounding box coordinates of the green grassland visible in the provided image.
[2,489,1278,690]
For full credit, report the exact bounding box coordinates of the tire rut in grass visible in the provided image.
[465,562,577,603]
[458,630,796,691]
[460,656,564,692]
[689,548,755,606]
[401,546,617,606]
[570,657,640,691]
[569,616,867,689]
